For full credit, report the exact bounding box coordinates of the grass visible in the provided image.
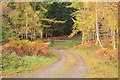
[54,50,77,78]
[62,52,77,71]
[50,35,81,49]
[69,46,118,78]
[50,37,118,78]
[2,53,59,78]
[2,36,118,78]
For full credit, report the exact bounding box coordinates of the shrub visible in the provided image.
[44,36,69,42]
[2,52,24,70]
[96,48,118,62]
[2,40,52,56]
[2,51,56,74]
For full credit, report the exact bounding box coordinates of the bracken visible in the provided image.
[2,40,52,56]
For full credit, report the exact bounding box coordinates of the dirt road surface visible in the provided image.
[20,49,87,78]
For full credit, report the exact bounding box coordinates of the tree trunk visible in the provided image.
[82,30,84,45]
[88,37,90,42]
[34,28,36,40]
[40,29,43,39]
[82,5,86,46]
[96,1,103,48]
[46,32,47,38]
[0,2,1,42]
[23,34,24,39]
[25,4,28,39]
[112,30,116,50]
[50,33,52,37]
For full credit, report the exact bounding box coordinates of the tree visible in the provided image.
[97,2,118,49]
[46,2,76,37]
[2,2,66,41]
[68,2,118,49]
[95,1,103,48]
[68,2,96,45]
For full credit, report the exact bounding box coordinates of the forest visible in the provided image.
[1,2,119,78]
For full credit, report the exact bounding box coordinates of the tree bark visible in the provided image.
[40,29,43,39]
[96,1,103,48]
[82,30,84,45]
[112,30,116,50]
[82,5,85,46]
[34,28,36,40]
[25,4,28,39]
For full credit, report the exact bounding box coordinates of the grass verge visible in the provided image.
[49,36,118,78]
[68,46,118,78]
[2,53,59,78]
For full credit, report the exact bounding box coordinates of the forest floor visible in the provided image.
[69,47,118,78]
[19,49,87,78]
[17,36,118,78]
[48,36,118,78]
[2,53,59,78]
[3,36,117,78]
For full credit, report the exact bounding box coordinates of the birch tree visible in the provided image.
[95,1,103,48]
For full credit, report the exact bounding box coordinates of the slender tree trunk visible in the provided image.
[82,30,84,45]
[23,34,24,39]
[33,2,36,40]
[112,30,116,50]
[93,31,95,40]
[34,2,36,11]
[25,4,28,39]
[88,36,90,42]
[46,32,47,38]
[50,33,52,37]
[40,29,43,39]
[34,28,36,40]
[82,5,85,46]
[96,1,103,48]
[41,31,43,39]
[46,28,48,38]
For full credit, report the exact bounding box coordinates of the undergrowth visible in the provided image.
[2,39,59,78]
[69,46,118,78]
[2,52,59,78]
[2,40,52,56]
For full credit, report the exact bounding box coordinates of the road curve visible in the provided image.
[20,49,88,78]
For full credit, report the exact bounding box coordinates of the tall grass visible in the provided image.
[50,36,118,78]
[69,46,118,78]
[2,52,59,78]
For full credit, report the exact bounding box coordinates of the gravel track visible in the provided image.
[20,49,87,78]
